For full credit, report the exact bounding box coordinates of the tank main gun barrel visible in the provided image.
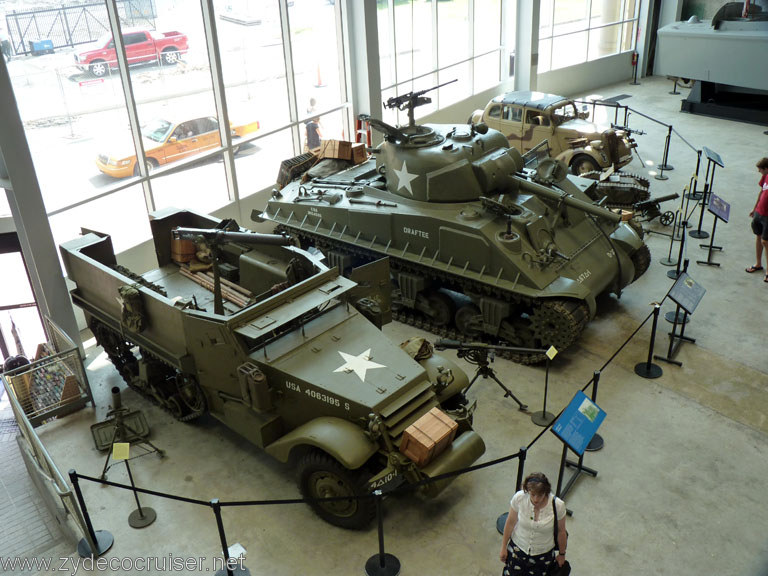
[471,148,621,223]
[173,227,292,246]
[519,178,622,223]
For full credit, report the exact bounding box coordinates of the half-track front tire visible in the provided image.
[570,154,599,175]
[298,450,375,529]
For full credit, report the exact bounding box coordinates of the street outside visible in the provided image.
[1,0,343,232]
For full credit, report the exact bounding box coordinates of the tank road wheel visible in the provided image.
[570,154,600,176]
[166,396,184,420]
[498,316,544,364]
[175,373,207,421]
[426,292,455,327]
[630,244,652,281]
[455,304,482,338]
[298,450,374,529]
[529,300,589,352]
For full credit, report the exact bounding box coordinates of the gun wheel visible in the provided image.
[660,211,675,226]
[298,450,374,529]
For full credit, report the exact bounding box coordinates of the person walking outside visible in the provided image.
[500,472,567,576]
[746,157,768,280]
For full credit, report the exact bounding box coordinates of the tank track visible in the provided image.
[278,226,589,364]
[90,319,205,422]
[582,171,650,209]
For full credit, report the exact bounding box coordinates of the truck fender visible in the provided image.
[264,417,378,469]
[556,149,577,167]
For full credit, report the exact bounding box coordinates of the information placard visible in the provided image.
[551,391,606,456]
[708,193,730,223]
[669,272,706,315]
[702,146,724,168]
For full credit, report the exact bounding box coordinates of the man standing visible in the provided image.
[746,157,768,280]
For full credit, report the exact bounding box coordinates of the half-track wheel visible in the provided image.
[175,373,207,420]
[630,244,652,281]
[298,450,375,529]
[455,304,482,338]
[426,292,455,327]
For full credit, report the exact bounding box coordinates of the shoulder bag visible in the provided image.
[548,497,571,576]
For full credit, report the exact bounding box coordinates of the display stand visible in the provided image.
[434,340,546,411]
[659,210,681,267]
[531,348,558,427]
[552,391,606,508]
[666,220,687,281]
[690,147,724,240]
[685,150,703,201]
[634,304,663,379]
[655,272,706,367]
[666,259,690,325]
[697,192,729,267]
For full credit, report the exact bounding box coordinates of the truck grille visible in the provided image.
[378,381,439,447]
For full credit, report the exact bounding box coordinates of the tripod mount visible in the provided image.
[434,340,543,411]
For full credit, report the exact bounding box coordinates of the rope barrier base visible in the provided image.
[496,512,508,534]
[365,553,401,576]
[689,230,709,239]
[128,506,156,528]
[76,530,114,558]
[530,410,555,427]
[585,433,604,452]
[634,362,663,379]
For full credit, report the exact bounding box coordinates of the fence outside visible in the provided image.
[5,0,157,57]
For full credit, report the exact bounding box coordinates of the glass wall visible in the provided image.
[377,0,509,127]
[3,0,349,252]
[538,0,638,73]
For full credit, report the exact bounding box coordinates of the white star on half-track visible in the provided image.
[334,348,386,382]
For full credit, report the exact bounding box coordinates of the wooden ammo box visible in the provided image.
[319,139,353,160]
[400,407,458,467]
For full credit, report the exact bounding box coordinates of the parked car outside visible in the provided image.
[74,28,188,78]
[470,91,637,175]
[95,116,260,178]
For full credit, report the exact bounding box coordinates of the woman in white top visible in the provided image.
[500,472,567,575]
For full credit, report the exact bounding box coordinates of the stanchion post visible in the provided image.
[634,305,663,379]
[667,221,687,280]
[586,371,604,451]
[660,125,674,171]
[125,460,156,528]
[365,491,401,576]
[499,447,528,534]
[516,446,527,491]
[211,499,234,576]
[660,211,679,266]
[68,469,114,558]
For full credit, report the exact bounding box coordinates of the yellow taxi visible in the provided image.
[95,115,260,178]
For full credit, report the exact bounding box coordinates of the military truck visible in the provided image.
[262,88,650,363]
[60,207,485,528]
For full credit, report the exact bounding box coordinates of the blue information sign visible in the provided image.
[551,391,606,456]
[708,193,730,223]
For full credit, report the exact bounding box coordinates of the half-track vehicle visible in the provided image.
[60,207,485,529]
[262,87,651,363]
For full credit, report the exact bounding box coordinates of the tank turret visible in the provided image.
[263,87,651,363]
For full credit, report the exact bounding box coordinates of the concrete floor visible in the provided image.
[6,75,768,575]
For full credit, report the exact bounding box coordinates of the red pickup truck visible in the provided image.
[74,28,188,77]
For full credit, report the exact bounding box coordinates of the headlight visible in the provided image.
[589,140,603,149]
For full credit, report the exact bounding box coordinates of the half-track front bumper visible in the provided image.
[418,430,486,497]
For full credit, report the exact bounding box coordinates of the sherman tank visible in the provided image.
[60,207,485,528]
[261,88,651,363]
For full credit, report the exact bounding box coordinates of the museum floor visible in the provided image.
[4,75,768,576]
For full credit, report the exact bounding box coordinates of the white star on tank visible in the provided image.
[392,161,417,195]
[334,348,386,382]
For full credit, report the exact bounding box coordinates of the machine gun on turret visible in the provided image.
[173,221,292,315]
[611,123,646,136]
[384,79,457,127]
